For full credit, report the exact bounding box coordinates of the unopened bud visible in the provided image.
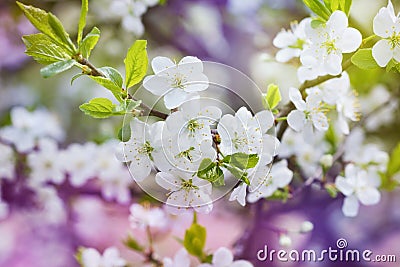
[300,221,314,233]
[279,234,292,247]
[320,154,333,168]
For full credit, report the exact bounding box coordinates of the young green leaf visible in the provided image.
[80,27,100,59]
[79,97,117,118]
[224,164,250,185]
[124,40,148,89]
[40,59,75,78]
[223,153,259,169]
[351,49,380,70]
[17,2,76,54]
[123,235,144,252]
[118,122,132,142]
[77,0,89,46]
[387,143,400,178]
[98,67,123,88]
[184,223,206,258]
[303,0,331,21]
[197,158,225,186]
[89,76,123,102]
[23,33,71,64]
[262,83,282,110]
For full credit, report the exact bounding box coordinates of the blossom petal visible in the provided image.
[372,39,393,67]
[155,172,182,191]
[289,87,306,110]
[327,11,348,33]
[287,110,306,132]
[335,176,354,196]
[337,28,362,53]
[184,72,209,92]
[164,89,190,109]
[143,75,171,96]
[213,247,234,266]
[229,183,247,206]
[255,110,274,132]
[276,48,300,62]
[357,187,381,205]
[373,5,397,38]
[178,56,204,73]
[273,30,297,48]
[311,112,329,131]
[342,195,359,217]
[129,156,151,181]
[324,53,342,76]
[151,56,175,74]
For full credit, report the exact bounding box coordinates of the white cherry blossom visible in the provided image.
[165,102,222,145]
[247,160,293,203]
[372,0,400,67]
[273,18,310,62]
[116,118,164,182]
[217,107,279,166]
[287,87,329,142]
[0,107,64,153]
[0,143,14,180]
[335,164,381,217]
[198,247,254,267]
[129,203,168,229]
[298,11,362,82]
[59,142,97,187]
[163,248,191,267]
[27,138,65,186]
[81,247,126,267]
[155,170,213,214]
[143,56,209,109]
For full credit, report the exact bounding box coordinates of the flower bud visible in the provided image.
[320,154,333,168]
[279,234,292,247]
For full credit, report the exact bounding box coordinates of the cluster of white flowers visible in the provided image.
[110,0,159,36]
[273,11,362,83]
[80,247,126,267]
[0,106,64,153]
[287,72,359,138]
[335,128,388,217]
[163,247,253,267]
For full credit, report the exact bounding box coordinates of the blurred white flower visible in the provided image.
[0,143,14,180]
[217,107,279,166]
[287,87,329,141]
[27,138,65,186]
[0,107,64,153]
[300,221,314,233]
[60,143,97,187]
[143,56,209,109]
[0,200,10,221]
[298,11,362,82]
[247,160,293,203]
[278,234,292,247]
[109,0,158,36]
[155,170,213,214]
[116,118,164,182]
[273,18,310,63]
[129,203,168,229]
[36,186,66,224]
[335,164,381,217]
[81,247,126,267]
[163,248,191,267]
[198,247,254,267]
[372,0,400,67]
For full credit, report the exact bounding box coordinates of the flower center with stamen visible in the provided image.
[181,179,198,191]
[187,119,203,133]
[176,147,195,161]
[389,33,400,49]
[138,141,154,156]
[322,39,337,54]
[232,132,248,149]
[172,73,187,89]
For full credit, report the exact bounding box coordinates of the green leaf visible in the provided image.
[77,0,88,46]
[123,235,144,252]
[71,73,85,85]
[118,122,132,142]
[263,83,282,110]
[40,59,75,78]
[124,40,148,89]
[17,2,76,54]
[351,49,380,70]
[342,0,352,15]
[223,153,259,169]
[113,99,142,115]
[88,67,124,102]
[23,33,70,64]
[311,18,325,28]
[184,223,206,258]
[80,27,100,59]
[197,158,225,186]
[303,0,331,21]
[79,97,117,118]
[324,183,338,198]
[224,164,250,185]
[387,143,400,178]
